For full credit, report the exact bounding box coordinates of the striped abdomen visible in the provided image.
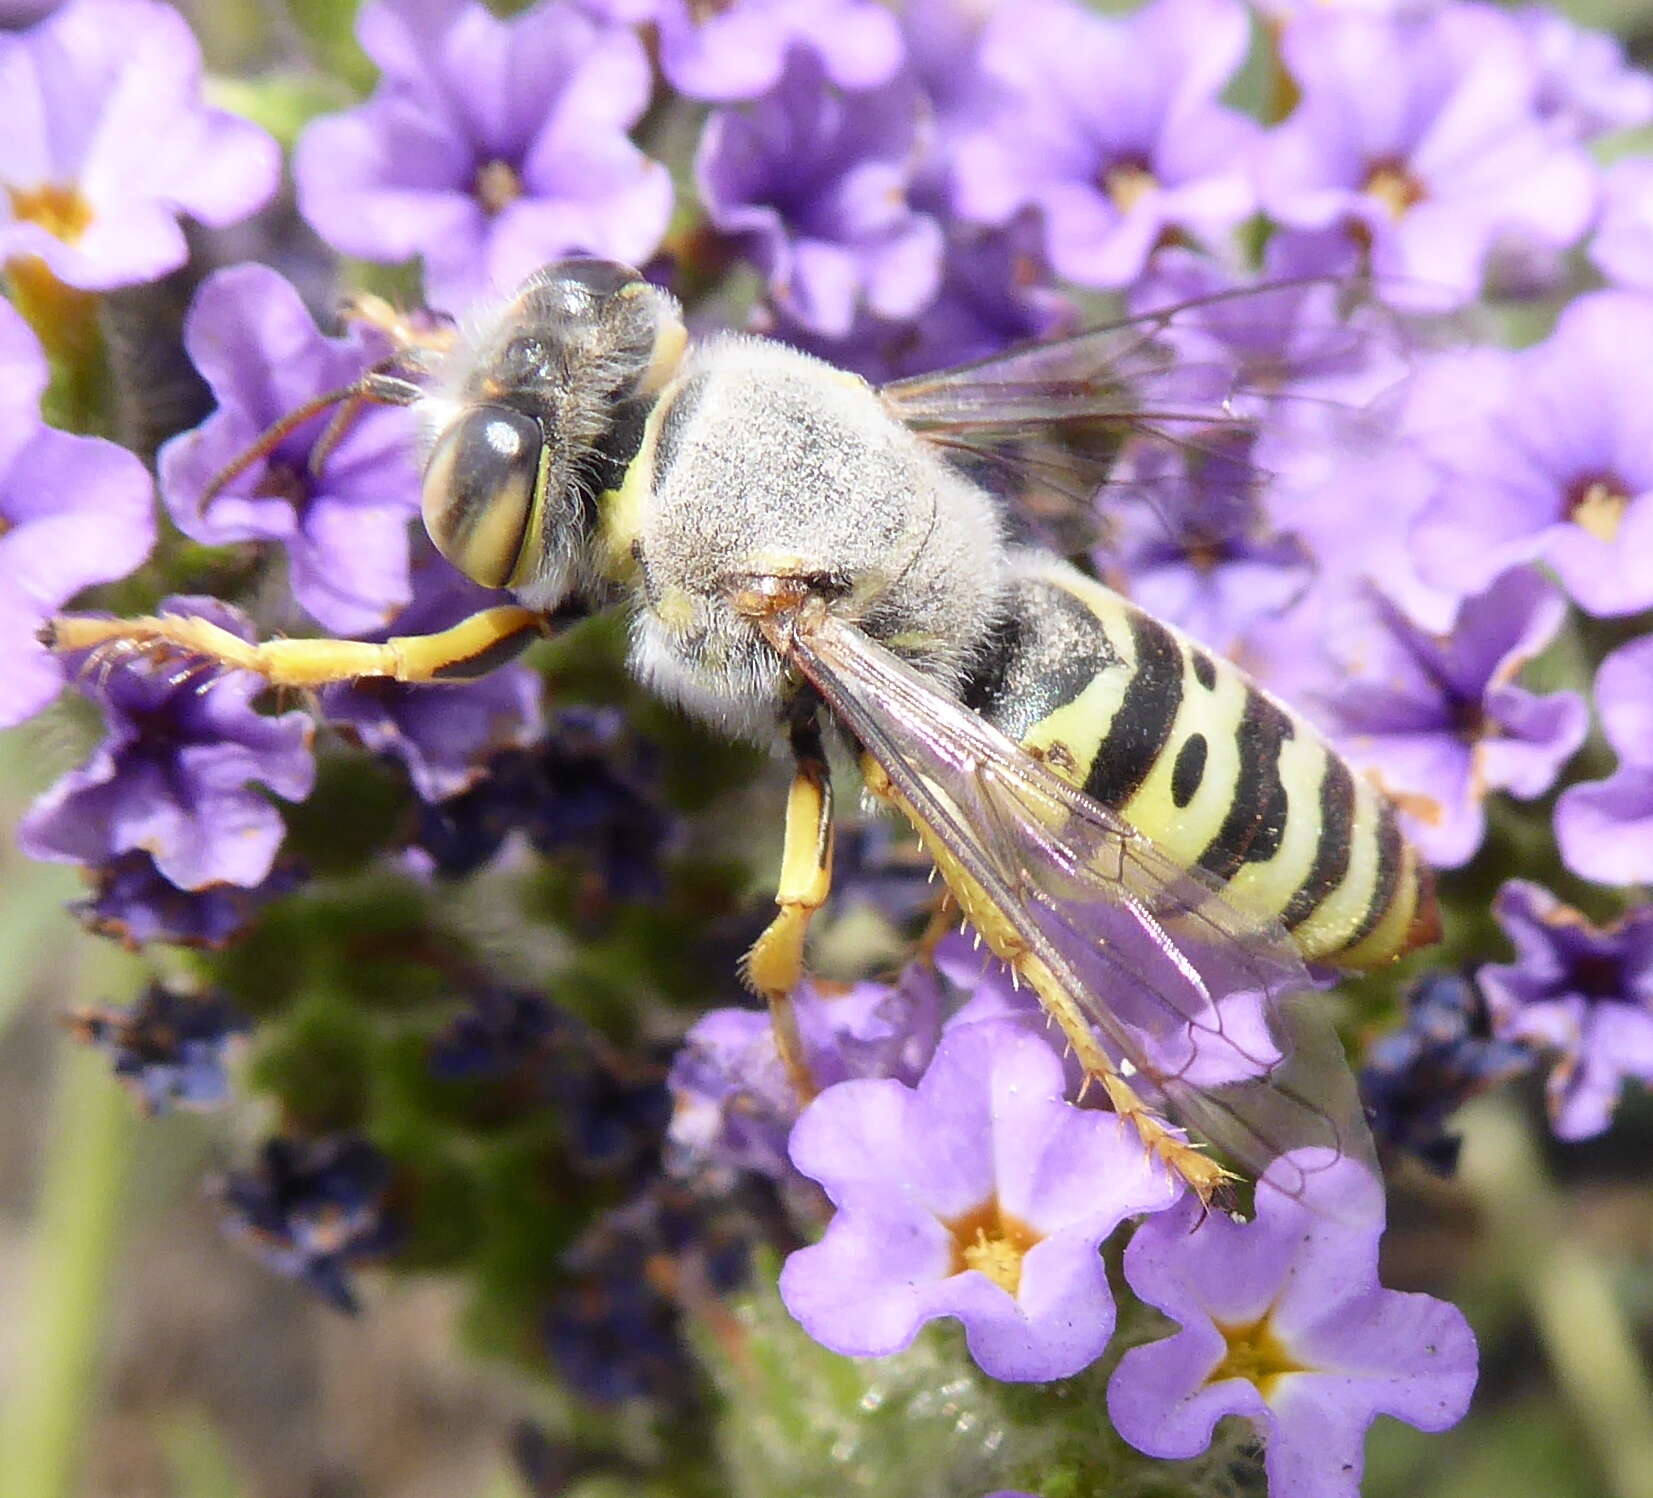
[962,555,1439,968]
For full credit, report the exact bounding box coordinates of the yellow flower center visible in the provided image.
[8,182,95,244]
[474,159,523,217]
[1363,161,1425,220]
[946,1198,1042,1296]
[1567,477,1630,544]
[1207,1313,1310,1399]
[1104,162,1158,215]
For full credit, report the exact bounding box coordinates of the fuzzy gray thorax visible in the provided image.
[628,336,1010,740]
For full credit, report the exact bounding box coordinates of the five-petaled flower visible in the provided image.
[1258,5,1596,309]
[294,0,672,312]
[1108,1155,1477,1498]
[780,1018,1181,1380]
[1409,292,1653,616]
[158,263,420,636]
[954,0,1258,288]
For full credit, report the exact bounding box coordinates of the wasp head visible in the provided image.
[418,258,686,606]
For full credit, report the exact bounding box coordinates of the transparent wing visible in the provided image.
[779,607,1375,1205]
[879,278,1400,558]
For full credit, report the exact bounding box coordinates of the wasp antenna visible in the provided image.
[199,384,366,507]
[200,370,422,510]
[308,390,371,479]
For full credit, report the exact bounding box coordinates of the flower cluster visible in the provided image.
[5,0,1653,1490]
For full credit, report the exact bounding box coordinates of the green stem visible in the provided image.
[0,942,144,1498]
[1459,1098,1653,1498]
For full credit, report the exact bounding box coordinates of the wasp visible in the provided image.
[48,258,1439,1205]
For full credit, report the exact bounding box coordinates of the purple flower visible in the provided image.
[294,0,671,312]
[1515,6,1653,144]
[1108,1155,1477,1498]
[779,1019,1181,1380]
[1556,637,1653,886]
[1257,6,1596,309]
[219,1135,399,1313]
[1309,568,1586,868]
[952,0,1258,288]
[66,983,250,1114]
[1359,972,1535,1175]
[71,851,304,950]
[19,596,316,891]
[698,52,943,339]
[668,961,942,1180]
[158,264,419,635]
[1590,157,1653,293]
[1479,881,1653,1142]
[1409,292,1653,615]
[0,304,154,727]
[0,0,278,290]
[321,544,542,802]
[650,0,904,103]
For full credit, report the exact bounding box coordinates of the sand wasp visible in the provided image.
[48,257,1438,1204]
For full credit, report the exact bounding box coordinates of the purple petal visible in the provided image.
[1557,769,1653,885]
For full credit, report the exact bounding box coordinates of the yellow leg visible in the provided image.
[1001,947,1234,1204]
[744,718,834,1100]
[42,606,547,689]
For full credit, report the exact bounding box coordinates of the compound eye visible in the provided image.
[421,404,545,589]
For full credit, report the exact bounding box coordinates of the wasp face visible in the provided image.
[418,257,687,606]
